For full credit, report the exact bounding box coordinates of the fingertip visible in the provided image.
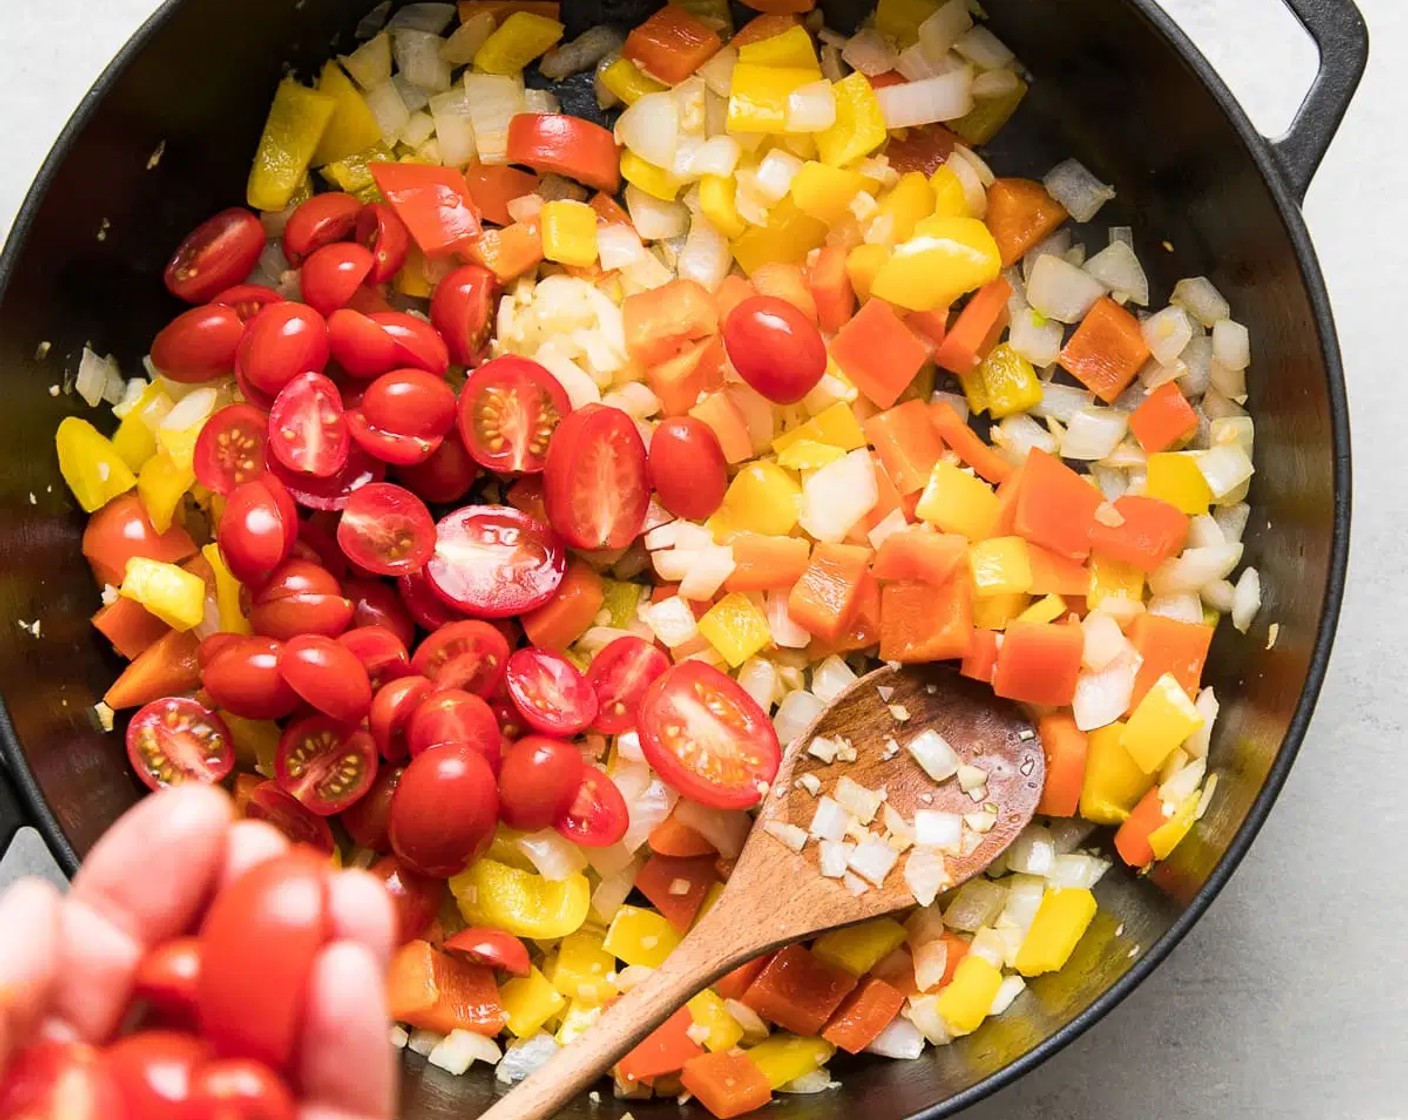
[328,869,397,967]
[220,819,291,886]
[299,942,397,1118]
[0,879,64,1071]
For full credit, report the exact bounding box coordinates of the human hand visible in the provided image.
[0,784,398,1120]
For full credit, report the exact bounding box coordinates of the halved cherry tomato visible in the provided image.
[337,625,410,690]
[327,307,401,379]
[389,742,499,877]
[497,734,585,830]
[398,569,466,631]
[194,404,269,495]
[395,428,478,503]
[283,192,362,266]
[647,416,728,521]
[554,767,629,847]
[347,411,442,466]
[0,1043,124,1120]
[125,697,234,791]
[243,781,336,852]
[362,368,457,442]
[218,475,298,586]
[457,355,569,474]
[723,295,828,404]
[249,559,354,640]
[406,688,500,760]
[267,371,350,478]
[266,442,385,511]
[212,283,283,322]
[341,763,403,849]
[410,619,511,696]
[444,927,532,976]
[300,242,375,317]
[638,661,781,809]
[356,202,411,283]
[336,482,435,575]
[368,162,483,256]
[505,113,621,193]
[369,676,434,761]
[367,854,446,944]
[430,264,497,367]
[294,516,349,578]
[82,492,197,587]
[133,938,202,1023]
[188,1060,296,1120]
[279,634,373,723]
[150,304,244,383]
[276,714,378,815]
[165,208,266,303]
[372,311,451,375]
[197,849,331,1071]
[237,302,331,397]
[543,404,649,550]
[425,506,566,618]
[586,635,670,734]
[490,695,526,740]
[202,636,300,720]
[104,1030,210,1120]
[505,648,598,737]
[344,577,416,647]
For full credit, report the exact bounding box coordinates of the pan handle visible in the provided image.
[1272,0,1369,200]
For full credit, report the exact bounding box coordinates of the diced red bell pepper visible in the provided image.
[369,163,483,256]
[1088,495,1189,573]
[681,1051,773,1119]
[829,297,929,409]
[464,161,541,227]
[740,944,857,1036]
[992,620,1083,706]
[821,977,906,1054]
[616,1006,704,1083]
[1012,448,1104,560]
[387,939,506,1036]
[623,4,724,85]
[633,854,718,932]
[505,113,621,194]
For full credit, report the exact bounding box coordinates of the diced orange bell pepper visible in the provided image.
[506,476,547,521]
[103,629,201,710]
[589,191,634,229]
[1114,787,1166,867]
[715,275,758,320]
[822,977,905,1054]
[464,162,541,227]
[1036,712,1087,816]
[1026,542,1091,597]
[1058,297,1151,403]
[634,854,718,932]
[959,627,999,683]
[884,123,960,175]
[864,399,944,495]
[878,574,974,662]
[829,298,929,409]
[741,944,858,1036]
[93,597,170,661]
[872,526,967,585]
[788,542,872,641]
[928,400,1014,485]
[617,1005,705,1083]
[716,953,773,1001]
[689,391,753,464]
[681,1051,773,1120]
[623,3,724,84]
[387,940,507,1036]
[1012,449,1103,560]
[1128,381,1199,453]
[808,246,856,334]
[1088,495,1189,573]
[731,12,801,46]
[985,179,1069,268]
[624,278,719,367]
[650,815,717,857]
[859,460,908,534]
[933,278,1012,376]
[751,262,818,323]
[724,534,811,591]
[83,492,198,587]
[520,559,604,650]
[905,307,949,356]
[1126,615,1214,710]
[805,569,880,659]
[649,335,725,418]
[466,220,543,282]
[992,620,1083,706]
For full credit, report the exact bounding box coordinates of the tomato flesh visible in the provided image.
[133,938,203,1024]
[237,302,330,398]
[554,767,629,848]
[299,241,376,317]
[356,202,412,283]
[543,404,649,551]
[389,742,499,877]
[497,734,585,830]
[410,619,511,696]
[405,688,501,760]
[276,714,378,815]
[395,428,478,504]
[202,636,300,720]
[369,676,434,761]
[505,647,598,737]
[267,371,350,478]
[266,442,385,512]
[283,192,361,266]
[586,636,670,734]
[425,505,566,619]
[723,295,828,404]
[126,697,235,791]
[243,781,336,852]
[0,1042,126,1120]
[457,355,569,475]
[194,404,269,495]
[188,1060,297,1120]
[278,634,373,724]
[337,625,410,690]
[431,265,497,367]
[217,477,298,587]
[336,482,435,576]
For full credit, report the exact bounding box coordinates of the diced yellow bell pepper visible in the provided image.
[1014,888,1097,977]
[486,827,536,871]
[1079,722,1155,824]
[111,383,171,472]
[599,56,668,105]
[546,930,618,1004]
[201,543,251,634]
[817,73,887,168]
[695,881,725,925]
[1146,452,1213,515]
[120,557,205,631]
[474,11,565,74]
[698,592,772,667]
[1017,593,1067,624]
[773,402,867,453]
[870,172,936,246]
[930,165,969,219]
[603,905,681,969]
[953,365,989,415]
[776,439,846,470]
[451,859,590,939]
[845,242,887,303]
[686,989,745,1053]
[917,460,1000,540]
[1121,672,1204,774]
[950,77,1029,147]
[555,999,604,1046]
[136,452,194,534]
[320,141,394,194]
[247,78,337,212]
[675,0,733,28]
[500,966,567,1038]
[745,1035,835,1090]
[156,418,205,473]
[732,197,828,275]
[601,579,644,630]
[870,216,1002,312]
[221,713,280,776]
[727,64,819,133]
[934,955,1003,1037]
[980,343,1043,419]
[1149,790,1200,859]
[737,25,820,71]
[1086,553,1146,611]
[778,132,818,160]
[313,61,384,166]
[874,0,940,46]
[620,149,684,201]
[967,536,1034,598]
[812,917,907,977]
[971,592,1030,630]
[56,417,137,514]
[540,200,599,267]
[699,174,747,239]
[790,162,869,226]
[721,460,801,535]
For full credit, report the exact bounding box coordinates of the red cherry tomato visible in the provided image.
[104,1030,210,1120]
[362,367,457,441]
[188,1059,296,1120]
[276,714,378,815]
[0,1042,124,1120]
[371,311,449,375]
[134,938,203,1023]
[425,505,566,618]
[337,625,410,690]
[389,742,499,877]
[218,476,298,586]
[397,569,466,631]
[347,411,442,466]
[237,302,330,397]
[279,634,373,723]
[243,781,336,852]
[267,371,350,478]
[457,355,569,475]
[82,492,196,586]
[647,416,728,521]
[150,304,244,383]
[395,427,478,503]
[406,688,500,760]
[197,849,331,1071]
[266,442,385,512]
[369,675,434,761]
[300,241,375,317]
[202,636,300,720]
[249,558,354,640]
[409,619,510,696]
[194,403,269,495]
[723,295,828,404]
[165,208,266,303]
[126,697,234,791]
[490,695,526,740]
[327,307,401,379]
[430,264,497,367]
[367,854,446,944]
[335,482,435,576]
[344,577,416,647]
[586,635,671,734]
[639,662,781,809]
[355,202,411,283]
[554,767,629,848]
[212,283,283,322]
[496,734,585,830]
[505,648,598,737]
[542,404,649,550]
[341,763,403,850]
[283,191,362,266]
[443,928,531,976]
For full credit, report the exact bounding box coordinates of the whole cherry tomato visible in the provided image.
[278,634,373,723]
[723,295,828,404]
[410,620,511,696]
[389,742,499,877]
[212,283,283,322]
[371,311,450,375]
[126,697,234,791]
[554,767,629,848]
[341,762,403,850]
[283,191,362,266]
[336,482,435,576]
[104,1030,211,1120]
[405,688,500,760]
[133,938,202,1024]
[193,404,269,496]
[647,416,728,521]
[249,558,354,640]
[266,443,384,512]
[187,1060,296,1120]
[202,636,300,720]
[344,577,416,647]
[150,304,244,383]
[430,264,497,367]
[276,714,378,815]
[218,476,298,586]
[457,355,569,474]
[505,648,598,737]
[367,854,446,943]
[444,928,531,976]
[425,506,566,618]
[326,308,400,380]
[300,241,375,317]
[243,781,336,852]
[164,208,265,303]
[586,635,671,734]
[361,368,457,442]
[237,302,330,397]
[543,404,649,550]
[337,625,410,690]
[395,427,478,504]
[82,492,196,586]
[497,734,585,830]
[355,202,411,283]
[0,1043,123,1120]
[369,675,434,761]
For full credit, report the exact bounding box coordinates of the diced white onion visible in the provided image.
[1060,408,1127,461]
[943,878,1008,932]
[522,88,559,115]
[363,80,411,144]
[160,386,219,432]
[774,689,824,744]
[428,88,477,167]
[1084,241,1149,306]
[754,149,804,203]
[866,1015,924,1059]
[868,508,910,550]
[541,26,623,80]
[1160,757,1206,809]
[989,974,1027,1015]
[1149,592,1203,624]
[799,449,877,543]
[907,729,960,783]
[973,68,1021,99]
[428,1029,502,1075]
[764,820,808,852]
[913,811,963,852]
[591,863,637,922]
[408,1028,445,1056]
[1008,307,1064,367]
[463,73,525,164]
[1047,852,1111,889]
[356,1,391,39]
[689,135,741,178]
[393,29,452,91]
[918,0,973,56]
[766,591,811,650]
[896,40,953,83]
[809,796,851,842]
[786,81,837,132]
[997,873,1044,933]
[1140,306,1193,367]
[596,224,648,270]
[1043,159,1116,223]
[76,347,121,406]
[737,658,778,710]
[621,774,677,853]
[496,1035,560,1084]
[1201,580,1235,614]
[1212,319,1251,370]
[516,830,589,881]
[399,109,436,148]
[1005,825,1056,876]
[1185,687,1219,759]
[673,801,751,858]
[835,776,882,824]
[393,73,432,113]
[1032,381,1095,424]
[1027,254,1106,323]
[1214,501,1251,544]
[1071,648,1141,731]
[818,839,853,878]
[842,28,900,75]
[441,12,495,65]
[342,33,393,90]
[624,185,689,240]
[388,3,456,32]
[875,69,975,128]
[1231,566,1261,633]
[954,25,1014,68]
[1149,543,1244,596]
[1081,611,1129,671]
[643,596,699,648]
[849,838,900,885]
[944,150,987,217]
[1196,444,1254,500]
[811,655,857,704]
[616,92,678,170]
[723,999,770,1042]
[678,545,735,600]
[696,46,737,97]
[1171,276,1230,328]
[904,848,952,907]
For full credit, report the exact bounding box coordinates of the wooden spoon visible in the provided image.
[480,664,1044,1120]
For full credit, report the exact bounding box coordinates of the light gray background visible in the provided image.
[2,1,1403,1116]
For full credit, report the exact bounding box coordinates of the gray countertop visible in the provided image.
[3,1,1404,1115]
